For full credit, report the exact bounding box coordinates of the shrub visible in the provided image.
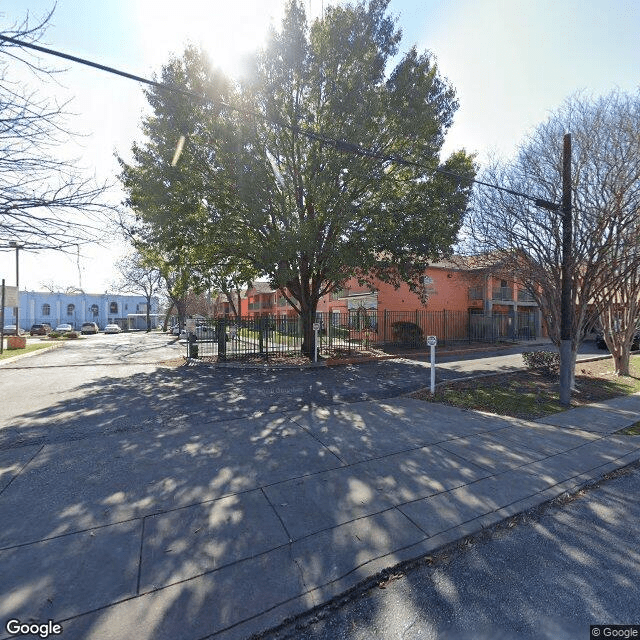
[522,350,560,376]
[49,331,61,339]
[64,331,79,339]
[391,321,423,345]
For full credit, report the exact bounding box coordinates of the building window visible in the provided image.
[67,304,75,316]
[90,304,99,317]
[125,304,128,311]
[109,302,118,314]
[42,303,50,316]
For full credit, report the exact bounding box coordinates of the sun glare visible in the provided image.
[135,0,291,79]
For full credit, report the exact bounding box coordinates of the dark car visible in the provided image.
[30,323,52,336]
[596,331,640,350]
[3,324,22,336]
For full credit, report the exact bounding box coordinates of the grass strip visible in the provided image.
[0,342,55,361]
[412,355,640,420]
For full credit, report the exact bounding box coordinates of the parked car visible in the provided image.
[194,324,217,339]
[30,323,52,336]
[180,325,225,341]
[104,324,122,334]
[171,325,181,335]
[596,331,640,351]
[55,323,74,333]
[80,322,99,335]
[3,324,21,335]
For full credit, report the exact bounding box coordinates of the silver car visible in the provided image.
[104,324,122,334]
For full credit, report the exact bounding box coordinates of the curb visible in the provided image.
[252,457,640,640]
[185,340,546,370]
[0,341,64,366]
[185,357,327,371]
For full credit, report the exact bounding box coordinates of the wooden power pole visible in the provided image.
[559,133,573,406]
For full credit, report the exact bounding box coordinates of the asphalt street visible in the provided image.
[255,462,640,640]
[0,333,603,453]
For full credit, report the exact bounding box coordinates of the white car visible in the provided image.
[104,324,122,334]
[55,324,74,333]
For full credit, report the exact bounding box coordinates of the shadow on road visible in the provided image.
[0,350,629,639]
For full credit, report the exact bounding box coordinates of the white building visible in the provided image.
[3,291,159,331]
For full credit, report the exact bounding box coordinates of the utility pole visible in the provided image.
[1,279,5,354]
[8,241,21,335]
[559,133,573,406]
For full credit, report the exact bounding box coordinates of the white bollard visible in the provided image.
[427,336,437,394]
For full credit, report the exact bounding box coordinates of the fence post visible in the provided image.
[218,317,227,361]
[443,309,447,346]
[384,309,387,345]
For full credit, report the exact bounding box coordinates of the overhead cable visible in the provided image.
[0,34,559,209]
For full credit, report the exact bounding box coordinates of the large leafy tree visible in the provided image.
[120,0,475,357]
[118,47,257,318]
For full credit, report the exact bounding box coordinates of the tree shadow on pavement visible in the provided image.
[0,361,465,639]
[1,359,634,639]
[259,464,640,640]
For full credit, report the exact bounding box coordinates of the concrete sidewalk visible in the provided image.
[1,395,639,640]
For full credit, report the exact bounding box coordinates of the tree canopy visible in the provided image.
[120,0,475,356]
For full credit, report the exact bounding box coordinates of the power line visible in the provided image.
[0,34,560,210]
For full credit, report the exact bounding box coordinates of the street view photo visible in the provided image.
[1,1,639,639]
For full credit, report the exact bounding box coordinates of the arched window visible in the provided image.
[67,303,75,316]
[90,304,99,317]
[42,303,50,316]
[109,302,118,314]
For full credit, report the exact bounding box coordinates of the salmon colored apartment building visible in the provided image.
[237,258,545,339]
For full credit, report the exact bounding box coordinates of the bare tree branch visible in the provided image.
[465,90,640,378]
[0,7,113,249]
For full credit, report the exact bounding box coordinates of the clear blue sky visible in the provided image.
[1,0,638,293]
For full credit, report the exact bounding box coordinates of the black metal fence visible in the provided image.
[184,309,539,360]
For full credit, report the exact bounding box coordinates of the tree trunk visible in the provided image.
[612,346,630,376]
[162,304,174,331]
[176,299,187,330]
[299,301,318,359]
[569,345,578,390]
[146,294,152,332]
